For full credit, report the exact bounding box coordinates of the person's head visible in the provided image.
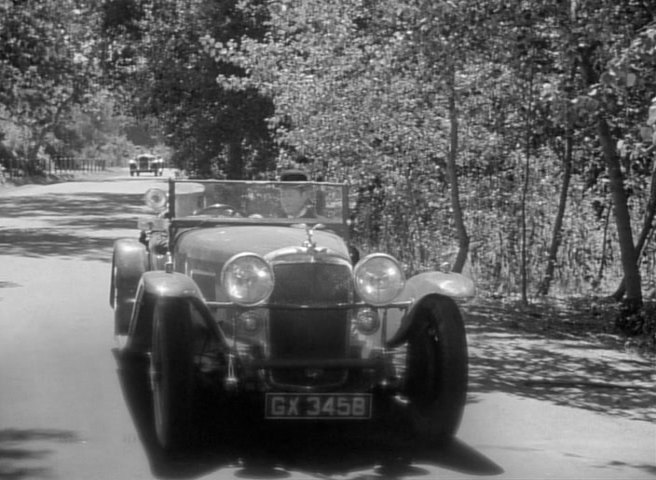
[280,169,311,217]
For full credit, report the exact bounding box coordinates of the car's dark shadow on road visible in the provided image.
[113,350,503,479]
[465,299,656,422]
[0,429,79,480]
[0,192,147,262]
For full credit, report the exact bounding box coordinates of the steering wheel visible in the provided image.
[192,203,242,217]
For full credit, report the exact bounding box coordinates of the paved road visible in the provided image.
[0,173,654,479]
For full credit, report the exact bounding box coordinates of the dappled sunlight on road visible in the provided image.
[465,300,656,422]
[0,189,152,262]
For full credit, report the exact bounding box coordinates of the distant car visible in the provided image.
[129,154,164,176]
[110,178,475,453]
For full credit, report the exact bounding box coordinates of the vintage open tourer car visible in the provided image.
[110,177,475,453]
[129,154,165,177]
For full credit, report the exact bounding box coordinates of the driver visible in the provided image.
[279,169,316,218]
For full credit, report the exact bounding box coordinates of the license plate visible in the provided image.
[265,393,372,419]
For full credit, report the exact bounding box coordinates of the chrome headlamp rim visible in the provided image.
[353,253,406,306]
[221,252,275,307]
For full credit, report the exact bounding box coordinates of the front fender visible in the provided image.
[125,271,208,353]
[110,238,148,308]
[386,293,465,348]
[402,271,475,301]
[385,272,474,347]
[140,271,204,300]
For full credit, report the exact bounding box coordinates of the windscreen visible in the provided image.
[172,180,346,224]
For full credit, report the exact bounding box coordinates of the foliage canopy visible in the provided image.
[2,1,656,337]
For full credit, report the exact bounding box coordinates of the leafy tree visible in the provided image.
[6,0,655,334]
[99,0,276,178]
[205,0,482,270]
[567,1,654,310]
[470,1,655,309]
[0,0,101,171]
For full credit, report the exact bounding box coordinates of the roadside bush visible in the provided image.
[615,301,656,354]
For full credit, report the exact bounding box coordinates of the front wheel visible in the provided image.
[111,258,130,335]
[150,298,196,452]
[403,295,468,444]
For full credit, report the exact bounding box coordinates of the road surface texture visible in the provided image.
[0,170,654,479]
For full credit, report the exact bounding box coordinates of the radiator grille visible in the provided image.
[268,263,352,387]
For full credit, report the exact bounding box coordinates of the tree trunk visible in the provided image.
[598,116,642,310]
[520,124,530,304]
[537,133,572,296]
[26,126,50,176]
[226,140,243,179]
[445,69,469,274]
[612,161,656,300]
[595,203,611,288]
[579,51,642,310]
[519,68,536,305]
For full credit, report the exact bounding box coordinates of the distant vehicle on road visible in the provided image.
[129,154,164,176]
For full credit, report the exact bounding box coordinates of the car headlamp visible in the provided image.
[354,254,405,306]
[221,253,274,306]
[144,188,167,212]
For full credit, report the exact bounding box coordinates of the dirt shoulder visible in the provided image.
[465,297,655,423]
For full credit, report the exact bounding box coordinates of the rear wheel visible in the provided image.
[150,298,197,452]
[403,295,467,444]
